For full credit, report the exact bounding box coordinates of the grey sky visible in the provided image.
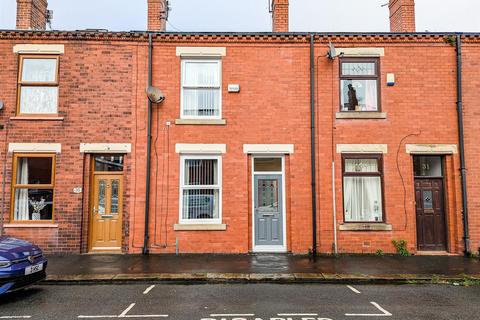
[0,0,478,32]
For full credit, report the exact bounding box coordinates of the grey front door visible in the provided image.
[254,175,283,247]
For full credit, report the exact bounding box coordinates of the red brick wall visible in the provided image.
[389,0,416,33]
[463,41,480,255]
[316,40,463,254]
[129,41,314,254]
[16,0,48,30]
[0,33,477,255]
[0,40,140,253]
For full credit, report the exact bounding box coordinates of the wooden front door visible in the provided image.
[415,178,447,251]
[89,174,123,252]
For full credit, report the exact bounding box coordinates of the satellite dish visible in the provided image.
[0,100,4,111]
[327,41,337,60]
[146,86,165,104]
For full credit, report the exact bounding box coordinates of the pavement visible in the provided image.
[2,283,480,319]
[43,254,480,284]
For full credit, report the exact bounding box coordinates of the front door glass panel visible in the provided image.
[111,179,119,214]
[423,190,433,209]
[98,180,106,215]
[257,179,279,212]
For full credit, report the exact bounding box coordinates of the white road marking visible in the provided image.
[119,304,136,318]
[347,285,361,294]
[209,314,255,317]
[143,285,155,295]
[345,301,392,317]
[0,317,32,319]
[78,302,168,319]
[277,314,319,316]
[78,316,118,319]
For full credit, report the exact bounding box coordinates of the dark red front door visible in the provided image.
[415,178,447,251]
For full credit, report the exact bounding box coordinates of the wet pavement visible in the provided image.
[45,254,480,279]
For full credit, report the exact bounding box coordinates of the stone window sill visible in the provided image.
[339,223,392,231]
[10,116,64,121]
[175,119,226,125]
[174,224,227,231]
[4,223,59,228]
[336,112,387,119]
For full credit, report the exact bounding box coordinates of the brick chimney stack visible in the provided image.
[389,0,416,32]
[16,0,48,30]
[148,0,168,32]
[271,0,289,32]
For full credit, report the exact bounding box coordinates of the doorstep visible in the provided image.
[416,251,460,256]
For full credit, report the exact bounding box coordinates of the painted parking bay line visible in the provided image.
[0,317,31,319]
[143,285,155,295]
[209,314,255,317]
[345,301,392,317]
[346,285,361,294]
[78,303,168,319]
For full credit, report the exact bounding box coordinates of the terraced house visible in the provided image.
[0,0,479,256]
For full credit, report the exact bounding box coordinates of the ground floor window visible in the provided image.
[179,155,221,224]
[342,154,384,222]
[11,154,55,221]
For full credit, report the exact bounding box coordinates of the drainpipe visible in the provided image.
[456,34,470,255]
[310,34,318,258]
[143,33,154,255]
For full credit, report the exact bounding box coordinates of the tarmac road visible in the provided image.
[0,283,479,320]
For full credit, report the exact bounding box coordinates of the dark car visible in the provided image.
[0,236,47,295]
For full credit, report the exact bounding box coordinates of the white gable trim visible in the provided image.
[336,144,388,154]
[13,44,65,54]
[406,144,458,155]
[80,143,131,154]
[176,47,226,57]
[337,47,385,57]
[8,143,61,153]
[243,144,294,154]
[175,144,226,154]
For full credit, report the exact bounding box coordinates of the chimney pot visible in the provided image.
[271,0,289,32]
[16,0,48,30]
[389,0,416,32]
[148,0,168,32]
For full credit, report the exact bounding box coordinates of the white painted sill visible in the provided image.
[174,224,227,231]
[336,112,387,119]
[10,116,64,121]
[4,223,59,228]
[339,223,392,231]
[175,119,227,125]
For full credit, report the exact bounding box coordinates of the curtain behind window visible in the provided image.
[344,159,383,222]
[14,158,29,220]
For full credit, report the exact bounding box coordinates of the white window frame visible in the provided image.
[179,155,222,225]
[180,59,222,120]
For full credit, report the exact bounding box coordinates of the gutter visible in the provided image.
[455,34,470,255]
[143,33,154,255]
[309,34,318,257]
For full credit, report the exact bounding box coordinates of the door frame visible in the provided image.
[87,156,125,253]
[251,155,287,253]
[412,155,449,252]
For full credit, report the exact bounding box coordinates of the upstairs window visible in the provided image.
[12,154,55,222]
[340,58,379,112]
[17,55,59,115]
[342,155,384,223]
[181,59,221,119]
